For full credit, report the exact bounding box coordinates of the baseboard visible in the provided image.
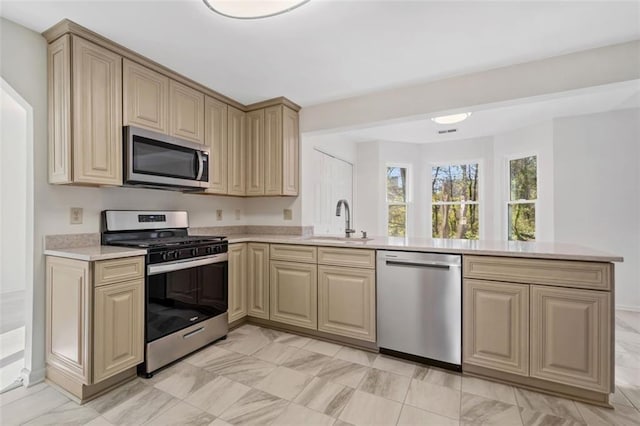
[21,367,45,387]
[616,304,640,313]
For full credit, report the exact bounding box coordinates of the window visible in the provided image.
[508,155,537,241]
[386,166,408,237]
[431,163,479,239]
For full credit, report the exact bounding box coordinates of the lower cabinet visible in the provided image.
[270,260,317,329]
[318,265,376,342]
[247,243,270,319]
[462,255,614,403]
[530,285,611,393]
[228,243,248,323]
[463,279,529,376]
[93,279,144,383]
[46,255,145,402]
[230,244,377,344]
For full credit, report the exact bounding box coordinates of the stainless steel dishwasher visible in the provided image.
[377,251,462,370]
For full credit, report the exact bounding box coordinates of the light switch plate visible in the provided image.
[216,210,223,221]
[283,209,292,220]
[70,207,83,224]
[235,209,241,220]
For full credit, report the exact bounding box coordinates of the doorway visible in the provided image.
[0,78,33,392]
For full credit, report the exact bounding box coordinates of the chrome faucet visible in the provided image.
[335,199,356,238]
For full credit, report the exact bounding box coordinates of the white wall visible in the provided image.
[1,17,44,385]
[354,141,380,235]
[493,122,554,242]
[554,108,640,310]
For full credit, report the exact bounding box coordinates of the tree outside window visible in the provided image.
[508,155,537,241]
[387,166,408,237]
[431,163,479,239]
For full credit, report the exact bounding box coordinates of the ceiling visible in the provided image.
[1,1,639,107]
[322,82,640,144]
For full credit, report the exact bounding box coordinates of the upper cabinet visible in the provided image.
[45,20,300,193]
[245,105,300,196]
[228,106,246,196]
[246,109,265,196]
[282,106,300,196]
[123,59,169,133]
[204,96,228,194]
[169,80,205,144]
[49,35,123,186]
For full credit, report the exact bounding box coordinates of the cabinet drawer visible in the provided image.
[318,247,375,269]
[94,256,145,287]
[463,256,611,291]
[270,244,317,263]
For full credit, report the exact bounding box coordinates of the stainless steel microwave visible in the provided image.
[124,126,210,190]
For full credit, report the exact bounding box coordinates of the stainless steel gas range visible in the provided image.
[101,210,228,377]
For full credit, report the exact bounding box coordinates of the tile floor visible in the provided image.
[2,310,640,425]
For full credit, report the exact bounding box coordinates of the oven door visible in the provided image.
[146,253,228,343]
[125,126,209,189]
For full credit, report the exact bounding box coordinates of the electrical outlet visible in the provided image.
[235,209,241,220]
[283,209,292,221]
[216,210,223,221]
[70,207,83,224]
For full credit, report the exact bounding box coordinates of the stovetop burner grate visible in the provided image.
[110,235,226,248]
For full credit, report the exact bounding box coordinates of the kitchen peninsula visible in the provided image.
[46,230,621,407]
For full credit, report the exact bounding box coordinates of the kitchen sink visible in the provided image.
[304,236,374,244]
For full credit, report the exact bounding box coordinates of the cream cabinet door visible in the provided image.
[46,257,91,384]
[48,35,72,183]
[530,286,611,393]
[228,243,248,323]
[281,106,299,196]
[270,261,317,330]
[318,266,376,342]
[72,36,122,185]
[248,243,270,319]
[123,59,169,133]
[169,80,204,143]
[204,96,228,194]
[246,109,265,196]
[227,106,246,196]
[93,279,144,383]
[463,279,530,376]
[264,106,283,195]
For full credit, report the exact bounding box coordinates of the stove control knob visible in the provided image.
[161,252,168,261]
[191,248,198,256]
[206,246,213,255]
[168,251,178,260]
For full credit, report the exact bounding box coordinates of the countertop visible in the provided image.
[224,234,623,262]
[44,245,147,261]
[43,235,623,263]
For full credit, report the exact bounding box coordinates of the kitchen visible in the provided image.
[3,2,637,424]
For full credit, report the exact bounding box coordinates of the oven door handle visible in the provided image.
[148,253,228,276]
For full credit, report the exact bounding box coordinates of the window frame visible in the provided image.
[429,159,484,240]
[504,152,539,241]
[385,163,411,237]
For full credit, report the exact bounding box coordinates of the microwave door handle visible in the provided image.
[196,151,204,181]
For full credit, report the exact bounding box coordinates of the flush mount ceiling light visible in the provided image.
[203,0,310,19]
[431,112,472,125]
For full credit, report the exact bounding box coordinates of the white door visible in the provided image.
[313,149,354,235]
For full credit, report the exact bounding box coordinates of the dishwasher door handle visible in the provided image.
[384,259,458,269]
